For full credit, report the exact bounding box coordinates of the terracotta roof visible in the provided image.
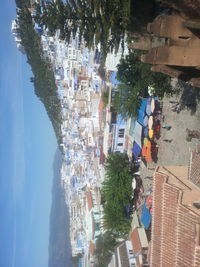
[89,241,95,255]
[87,191,93,211]
[189,152,200,189]
[98,98,104,111]
[78,75,88,81]
[194,246,200,267]
[150,170,200,267]
[130,228,142,254]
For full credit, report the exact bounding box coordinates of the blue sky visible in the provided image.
[0,2,57,267]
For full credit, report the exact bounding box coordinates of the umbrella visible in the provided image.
[148,116,153,129]
[142,141,152,162]
[133,121,143,148]
[142,145,147,157]
[143,127,148,137]
[145,141,152,162]
[143,115,148,127]
[151,99,155,112]
[149,129,154,139]
[143,137,148,146]
[132,142,142,160]
[146,102,152,116]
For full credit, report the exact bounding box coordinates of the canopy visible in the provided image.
[143,115,148,127]
[151,99,155,113]
[146,98,152,116]
[145,141,152,162]
[132,142,142,160]
[149,129,154,139]
[141,202,152,229]
[142,145,147,157]
[143,137,148,146]
[143,127,148,137]
[137,99,147,126]
[133,121,143,148]
[148,116,153,129]
[142,141,152,162]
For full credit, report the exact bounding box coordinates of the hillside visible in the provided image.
[15,0,62,145]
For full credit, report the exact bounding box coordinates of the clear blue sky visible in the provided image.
[0,2,57,267]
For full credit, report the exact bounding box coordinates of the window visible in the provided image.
[118,129,125,138]
[118,143,123,147]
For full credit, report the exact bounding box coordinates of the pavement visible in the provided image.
[140,79,200,194]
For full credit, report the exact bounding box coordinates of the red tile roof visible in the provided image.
[87,191,93,211]
[78,75,88,81]
[98,98,104,111]
[130,228,142,254]
[150,170,200,267]
[189,152,200,189]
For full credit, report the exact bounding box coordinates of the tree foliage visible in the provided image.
[102,152,133,237]
[94,231,119,267]
[34,0,133,59]
[15,4,62,145]
[101,90,109,107]
[112,50,172,118]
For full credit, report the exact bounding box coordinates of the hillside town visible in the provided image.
[12,1,200,267]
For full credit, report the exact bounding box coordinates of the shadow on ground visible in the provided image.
[175,80,200,115]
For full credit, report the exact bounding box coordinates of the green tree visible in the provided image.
[112,51,172,118]
[101,90,109,107]
[16,5,63,145]
[102,152,133,237]
[94,231,119,267]
[113,83,140,118]
[34,0,133,59]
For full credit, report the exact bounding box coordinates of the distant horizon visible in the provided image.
[0,1,58,267]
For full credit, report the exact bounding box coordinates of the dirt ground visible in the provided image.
[140,79,200,193]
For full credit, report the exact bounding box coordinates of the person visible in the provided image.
[163,139,173,143]
[162,125,171,130]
